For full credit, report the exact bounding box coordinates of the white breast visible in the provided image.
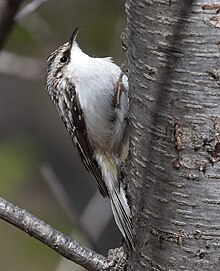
[67,44,128,151]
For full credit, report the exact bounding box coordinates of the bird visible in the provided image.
[45,26,133,249]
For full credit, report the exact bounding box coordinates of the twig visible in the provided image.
[0,197,112,271]
[40,163,76,224]
[41,163,113,243]
[15,0,48,21]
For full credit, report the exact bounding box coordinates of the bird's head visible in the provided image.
[46,26,81,101]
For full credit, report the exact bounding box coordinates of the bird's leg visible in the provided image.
[113,61,128,108]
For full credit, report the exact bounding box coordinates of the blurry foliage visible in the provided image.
[0,135,42,194]
[0,0,126,270]
[0,135,76,271]
[5,0,126,60]
[0,221,59,271]
[6,23,41,56]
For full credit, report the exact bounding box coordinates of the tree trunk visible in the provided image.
[0,0,23,49]
[126,0,220,270]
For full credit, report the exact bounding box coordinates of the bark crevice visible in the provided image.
[126,0,220,270]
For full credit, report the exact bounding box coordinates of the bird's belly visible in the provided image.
[76,82,115,151]
[85,109,113,151]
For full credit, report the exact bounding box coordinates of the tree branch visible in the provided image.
[0,0,23,49]
[0,197,111,271]
[15,0,49,22]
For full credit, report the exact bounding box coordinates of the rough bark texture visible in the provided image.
[126,0,220,270]
[0,0,23,49]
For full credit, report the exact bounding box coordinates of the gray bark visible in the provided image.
[126,0,220,270]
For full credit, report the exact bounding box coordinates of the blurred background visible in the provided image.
[0,0,127,270]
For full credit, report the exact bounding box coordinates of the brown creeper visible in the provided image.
[46,27,133,249]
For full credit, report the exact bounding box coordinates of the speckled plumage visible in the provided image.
[46,27,133,248]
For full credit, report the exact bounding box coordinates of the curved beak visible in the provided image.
[69,26,80,47]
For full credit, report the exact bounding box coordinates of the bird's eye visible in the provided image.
[60,55,68,63]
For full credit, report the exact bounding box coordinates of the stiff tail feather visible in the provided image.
[95,153,134,249]
[110,186,134,250]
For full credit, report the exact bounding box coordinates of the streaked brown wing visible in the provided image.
[61,84,108,197]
